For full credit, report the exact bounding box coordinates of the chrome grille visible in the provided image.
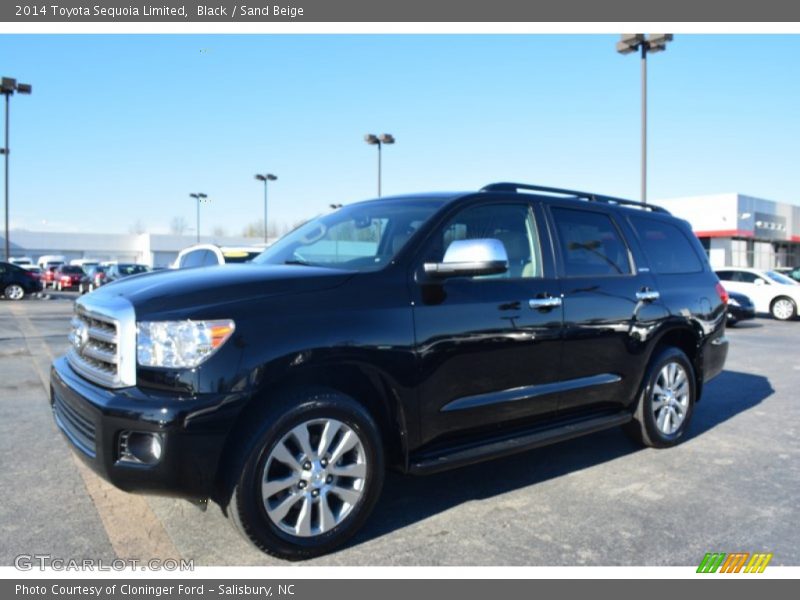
[66,296,137,388]
[53,392,96,457]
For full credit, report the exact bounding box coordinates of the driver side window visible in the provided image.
[434,204,543,279]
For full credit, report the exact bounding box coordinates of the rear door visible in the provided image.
[411,200,564,448]
[546,204,662,417]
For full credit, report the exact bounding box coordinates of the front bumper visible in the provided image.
[728,305,756,322]
[50,356,247,500]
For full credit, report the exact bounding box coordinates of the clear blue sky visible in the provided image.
[1,34,798,235]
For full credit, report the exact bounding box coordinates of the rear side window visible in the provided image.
[716,270,733,281]
[629,215,703,274]
[551,208,631,277]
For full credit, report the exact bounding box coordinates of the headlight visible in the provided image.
[137,319,235,368]
[728,297,740,307]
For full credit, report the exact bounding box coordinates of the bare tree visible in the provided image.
[242,219,266,238]
[129,219,146,235]
[242,219,292,239]
[170,216,188,235]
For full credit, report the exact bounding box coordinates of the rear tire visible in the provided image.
[624,347,696,448]
[226,388,384,560]
[770,296,796,321]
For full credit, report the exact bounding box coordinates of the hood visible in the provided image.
[91,264,355,317]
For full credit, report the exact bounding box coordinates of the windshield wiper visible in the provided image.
[284,259,314,266]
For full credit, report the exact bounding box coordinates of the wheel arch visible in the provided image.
[212,361,408,506]
[648,324,704,401]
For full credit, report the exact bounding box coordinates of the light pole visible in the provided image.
[616,34,673,204]
[1,77,32,261]
[254,173,277,244]
[364,133,395,197]
[189,193,208,244]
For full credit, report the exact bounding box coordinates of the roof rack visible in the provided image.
[480,182,670,214]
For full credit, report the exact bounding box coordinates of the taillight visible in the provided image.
[716,282,729,305]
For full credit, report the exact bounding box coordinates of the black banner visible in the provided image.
[3,0,800,22]
[4,579,797,600]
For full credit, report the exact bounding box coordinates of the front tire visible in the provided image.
[624,347,696,448]
[227,388,384,560]
[4,284,25,301]
[770,296,796,321]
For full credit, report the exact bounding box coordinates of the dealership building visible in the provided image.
[0,231,266,268]
[656,193,800,270]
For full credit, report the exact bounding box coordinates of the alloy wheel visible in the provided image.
[772,298,795,320]
[651,362,690,436]
[5,284,24,300]
[261,418,368,538]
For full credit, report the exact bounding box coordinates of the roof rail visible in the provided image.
[480,182,670,214]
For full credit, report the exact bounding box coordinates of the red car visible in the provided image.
[55,265,85,291]
[42,264,63,288]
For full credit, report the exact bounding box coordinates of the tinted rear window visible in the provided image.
[551,208,632,277]
[628,215,703,274]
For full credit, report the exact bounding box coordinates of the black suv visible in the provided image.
[50,183,728,559]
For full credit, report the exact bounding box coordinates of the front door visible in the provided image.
[411,201,564,448]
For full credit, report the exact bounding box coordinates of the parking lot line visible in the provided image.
[8,302,182,562]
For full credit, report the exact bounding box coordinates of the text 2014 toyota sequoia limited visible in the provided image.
[51,183,729,559]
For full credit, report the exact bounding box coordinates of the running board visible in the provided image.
[408,412,632,475]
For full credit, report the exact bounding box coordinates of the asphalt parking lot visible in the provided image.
[1,293,798,566]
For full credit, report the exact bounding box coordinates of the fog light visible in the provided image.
[118,431,163,465]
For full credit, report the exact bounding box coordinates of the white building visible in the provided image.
[1,231,269,268]
[656,193,800,269]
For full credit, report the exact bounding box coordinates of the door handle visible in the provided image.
[635,289,660,302]
[529,296,562,309]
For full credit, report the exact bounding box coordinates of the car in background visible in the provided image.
[55,265,86,291]
[726,291,756,326]
[173,244,264,269]
[716,267,800,320]
[78,265,108,293]
[41,264,64,288]
[0,261,43,300]
[69,258,101,270]
[9,257,35,269]
[104,263,150,284]
[25,266,43,280]
[37,255,66,270]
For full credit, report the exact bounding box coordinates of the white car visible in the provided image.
[716,267,800,321]
[9,256,35,269]
[173,244,264,269]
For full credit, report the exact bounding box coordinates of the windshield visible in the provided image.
[765,270,798,285]
[253,198,445,271]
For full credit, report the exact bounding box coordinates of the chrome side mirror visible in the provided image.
[423,238,509,278]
